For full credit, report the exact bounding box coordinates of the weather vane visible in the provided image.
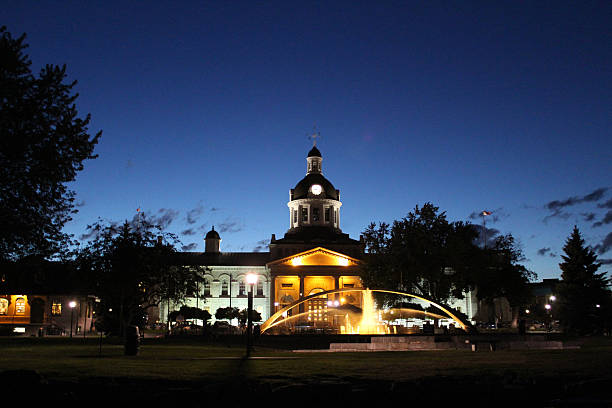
[308,125,321,147]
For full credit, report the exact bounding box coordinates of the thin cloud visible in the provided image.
[593,211,612,228]
[149,208,179,229]
[181,228,197,236]
[181,243,198,251]
[537,247,557,258]
[543,208,571,223]
[545,187,608,210]
[594,232,612,255]
[599,258,612,265]
[76,200,86,208]
[218,219,243,233]
[185,202,205,225]
[253,239,270,252]
[581,212,597,222]
[598,198,612,209]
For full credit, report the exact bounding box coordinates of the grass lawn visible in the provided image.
[1,336,611,404]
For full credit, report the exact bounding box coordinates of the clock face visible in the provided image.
[311,184,322,195]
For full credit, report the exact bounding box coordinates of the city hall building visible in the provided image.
[162,145,366,325]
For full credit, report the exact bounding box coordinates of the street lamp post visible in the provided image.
[69,300,77,338]
[245,273,258,358]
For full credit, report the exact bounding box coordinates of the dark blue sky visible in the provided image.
[3,1,611,279]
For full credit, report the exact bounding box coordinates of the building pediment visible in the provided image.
[267,247,360,267]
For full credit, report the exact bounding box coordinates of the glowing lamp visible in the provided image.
[327,301,333,307]
[525,309,530,314]
[69,301,77,308]
[334,300,339,307]
[596,304,601,308]
[246,273,258,285]
[545,304,551,310]
[550,295,556,301]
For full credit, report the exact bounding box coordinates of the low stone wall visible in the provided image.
[314,335,580,352]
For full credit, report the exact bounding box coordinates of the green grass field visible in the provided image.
[1,336,611,404]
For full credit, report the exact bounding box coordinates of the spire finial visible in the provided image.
[308,125,321,147]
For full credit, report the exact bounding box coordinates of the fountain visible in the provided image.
[261,288,470,334]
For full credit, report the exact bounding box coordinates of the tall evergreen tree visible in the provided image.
[0,27,100,262]
[557,226,611,334]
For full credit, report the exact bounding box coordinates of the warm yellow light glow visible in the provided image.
[340,297,345,303]
[260,288,472,333]
[69,301,77,308]
[291,257,302,266]
[337,257,349,266]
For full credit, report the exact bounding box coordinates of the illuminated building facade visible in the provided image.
[166,145,364,326]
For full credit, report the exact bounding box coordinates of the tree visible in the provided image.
[76,216,204,336]
[169,306,212,323]
[361,203,481,307]
[472,234,535,327]
[557,226,611,335]
[238,308,262,327]
[0,27,100,262]
[215,307,240,323]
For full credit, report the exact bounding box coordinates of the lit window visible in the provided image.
[0,298,8,315]
[257,281,264,296]
[301,207,308,222]
[239,280,246,296]
[203,279,211,296]
[15,297,25,315]
[52,302,62,316]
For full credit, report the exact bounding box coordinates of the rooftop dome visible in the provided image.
[292,173,338,200]
[205,226,220,240]
[308,145,321,158]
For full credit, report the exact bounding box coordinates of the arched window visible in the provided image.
[0,298,8,315]
[239,279,246,296]
[15,297,26,315]
[203,278,211,297]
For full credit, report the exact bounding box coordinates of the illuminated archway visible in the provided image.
[261,288,472,333]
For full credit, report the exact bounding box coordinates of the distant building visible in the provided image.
[0,260,96,336]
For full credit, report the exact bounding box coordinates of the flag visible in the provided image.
[481,211,492,216]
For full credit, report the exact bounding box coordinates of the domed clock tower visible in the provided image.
[267,144,364,320]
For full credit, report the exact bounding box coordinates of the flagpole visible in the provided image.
[481,211,491,249]
[482,213,486,249]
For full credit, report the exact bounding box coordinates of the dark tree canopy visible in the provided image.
[76,216,204,335]
[238,308,262,326]
[361,203,482,306]
[0,27,100,262]
[215,307,240,322]
[361,203,534,320]
[557,226,611,334]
